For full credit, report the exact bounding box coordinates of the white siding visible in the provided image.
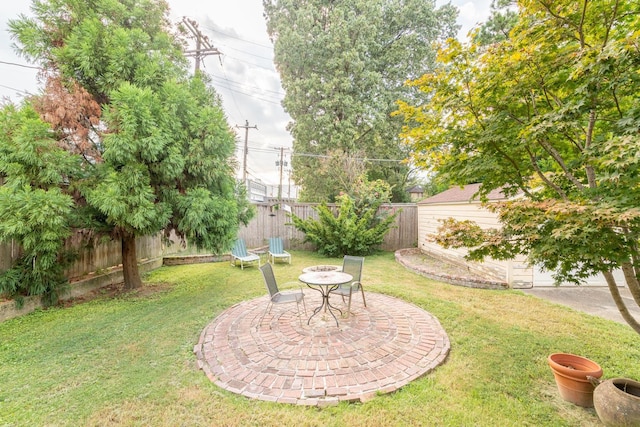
[418,202,533,288]
[532,265,625,287]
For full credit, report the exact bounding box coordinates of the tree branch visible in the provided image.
[525,146,567,199]
[621,262,640,308]
[604,269,640,334]
[603,0,620,47]
[577,0,588,48]
[584,109,598,188]
[537,138,585,190]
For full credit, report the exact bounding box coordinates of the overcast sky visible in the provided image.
[0,0,491,195]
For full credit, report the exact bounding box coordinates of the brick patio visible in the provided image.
[194,291,450,406]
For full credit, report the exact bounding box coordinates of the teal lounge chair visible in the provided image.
[268,237,291,264]
[230,239,260,269]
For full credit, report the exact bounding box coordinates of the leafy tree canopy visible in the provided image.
[473,0,518,46]
[2,0,252,295]
[263,0,458,202]
[396,0,640,333]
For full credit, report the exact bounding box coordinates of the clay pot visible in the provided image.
[593,377,640,426]
[547,353,603,407]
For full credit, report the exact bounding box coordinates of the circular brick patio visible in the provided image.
[194,292,449,406]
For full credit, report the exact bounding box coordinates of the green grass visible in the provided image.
[1,251,639,426]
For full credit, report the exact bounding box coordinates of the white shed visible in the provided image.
[418,184,532,288]
[417,183,619,288]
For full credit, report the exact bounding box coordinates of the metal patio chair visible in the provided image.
[268,237,291,264]
[259,263,306,324]
[230,238,260,269]
[333,255,367,317]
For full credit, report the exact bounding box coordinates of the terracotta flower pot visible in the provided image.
[593,377,640,426]
[547,352,603,407]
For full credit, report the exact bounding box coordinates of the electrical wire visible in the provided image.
[0,60,40,70]
[0,84,31,95]
[201,25,273,50]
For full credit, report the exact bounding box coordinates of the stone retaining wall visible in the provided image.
[395,248,508,290]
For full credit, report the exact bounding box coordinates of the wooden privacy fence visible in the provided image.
[237,203,418,252]
[0,232,185,280]
[0,203,417,279]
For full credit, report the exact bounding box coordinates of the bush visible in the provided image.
[289,194,399,257]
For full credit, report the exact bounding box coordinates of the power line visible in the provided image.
[239,144,406,164]
[219,54,276,71]
[217,44,274,62]
[0,60,40,70]
[217,60,247,117]
[0,84,31,95]
[209,74,284,97]
[210,77,283,101]
[201,25,273,50]
[211,76,283,106]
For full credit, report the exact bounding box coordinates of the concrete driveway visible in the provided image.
[522,286,640,326]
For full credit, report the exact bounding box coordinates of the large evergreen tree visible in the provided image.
[2,0,251,295]
[263,0,457,202]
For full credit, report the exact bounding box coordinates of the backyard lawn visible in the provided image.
[1,250,639,426]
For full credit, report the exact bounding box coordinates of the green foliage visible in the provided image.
[473,0,518,45]
[0,105,78,303]
[3,0,252,293]
[290,192,398,257]
[397,0,640,330]
[398,0,640,281]
[263,0,458,202]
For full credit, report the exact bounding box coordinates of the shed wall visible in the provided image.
[417,202,533,287]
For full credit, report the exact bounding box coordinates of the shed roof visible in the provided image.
[418,183,510,205]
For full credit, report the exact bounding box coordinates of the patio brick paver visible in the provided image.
[194,292,450,406]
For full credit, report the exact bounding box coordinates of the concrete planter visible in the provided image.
[593,377,640,426]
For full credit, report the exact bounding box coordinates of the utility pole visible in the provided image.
[181,17,221,73]
[278,147,285,201]
[273,146,291,201]
[236,120,258,184]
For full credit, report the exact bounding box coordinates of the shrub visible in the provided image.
[290,193,399,257]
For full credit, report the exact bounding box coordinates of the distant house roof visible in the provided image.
[407,185,424,193]
[418,183,511,205]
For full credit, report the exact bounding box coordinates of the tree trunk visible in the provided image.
[121,231,142,290]
[603,270,640,334]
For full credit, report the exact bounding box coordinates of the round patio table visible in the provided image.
[298,271,352,327]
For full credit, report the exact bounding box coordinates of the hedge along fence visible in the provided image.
[0,203,418,280]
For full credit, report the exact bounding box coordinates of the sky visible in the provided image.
[0,0,492,197]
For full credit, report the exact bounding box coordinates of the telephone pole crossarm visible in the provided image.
[181,17,222,72]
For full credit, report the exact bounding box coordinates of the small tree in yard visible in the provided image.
[396,1,640,333]
[0,0,252,300]
[290,177,398,257]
